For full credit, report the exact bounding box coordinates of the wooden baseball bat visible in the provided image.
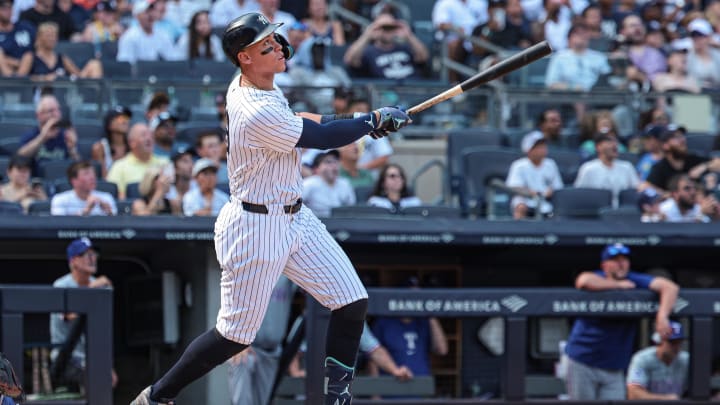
[407,41,553,115]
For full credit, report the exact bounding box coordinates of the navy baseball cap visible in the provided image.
[638,188,662,209]
[601,243,630,261]
[652,320,686,343]
[66,237,97,260]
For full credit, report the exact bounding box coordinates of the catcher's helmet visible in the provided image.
[222,13,293,66]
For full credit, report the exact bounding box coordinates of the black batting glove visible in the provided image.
[369,106,412,138]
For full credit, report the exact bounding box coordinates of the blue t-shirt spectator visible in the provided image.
[20,127,70,175]
[372,317,432,376]
[0,20,35,59]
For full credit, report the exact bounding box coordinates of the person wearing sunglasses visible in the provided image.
[564,243,679,400]
[659,174,718,222]
[367,163,421,213]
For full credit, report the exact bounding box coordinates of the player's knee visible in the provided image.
[334,298,367,322]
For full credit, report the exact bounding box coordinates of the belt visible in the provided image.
[242,199,303,214]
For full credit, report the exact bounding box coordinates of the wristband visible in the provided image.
[320,113,366,124]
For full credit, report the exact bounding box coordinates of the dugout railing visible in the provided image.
[298,288,717,404]
[0,285,113,405]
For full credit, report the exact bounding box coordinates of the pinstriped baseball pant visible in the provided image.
[214,200,367,344]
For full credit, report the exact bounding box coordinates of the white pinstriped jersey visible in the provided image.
[225,79,304,205]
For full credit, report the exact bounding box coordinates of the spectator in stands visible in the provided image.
[209,0,258,28]
[574,133,640,206]
[367,164,422,212]
[175,10,224,62]
[644,126,720,192]
[56,0,88,34]
[16,21,102,80]
[659,174,718,222]
[536,108,564,146]
[371,276,448,384]
[106,122,170,200]
[285,21,310,69]
[0,154,46,213]
[564,243,679,400]
[18,0,77,40]
[686,18,720,89]
[302,0,344,45]
[432,0,487,82]
[348,97,394,173]
[166,149,196,207]
[578,110,627,160]
[78,1,124,50]
[150,111,188,159]
[51,237,118,390]
[0,0,35,77]
[116,0,178,63]
[302,149,355,217]
[338,142,375,189]
[18,94,80,175]
[472,0,532,51]
[195,130,228,184]
[165,0,202,29]
[637,124,665,181]
[215,92,228,130]
[131,164,180,215]
[652,48,701,93]
[638,187,665,222]
[540,0,574,51]
[343,12,428,80]
[545,24,611,90]
[182,157,228,216]
[91,105,131,179]
[626,320,689,399]
[146,0,183,42]
[145,91,170,123]
[581,4,604,40]
[615,14,667,86]
[51,160,117,215]
[506,131,563,219]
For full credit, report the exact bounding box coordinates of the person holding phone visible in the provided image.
[0,154,47,213]
[17,94,80,176]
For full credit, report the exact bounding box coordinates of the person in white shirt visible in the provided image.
[659,174,716,222]
[182,158,229,216]
[574,134,639,207]
[347,98,394,175]
[302,149,356,217]
[545,23,610,90]
[210,0,259,28]
[116,0,180,63]
[257,0,295,39]
[367,163,422,212]
[51,161,117,216]
[506,131,564,219]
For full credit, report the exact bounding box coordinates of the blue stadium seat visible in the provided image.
[99,41,118,61]
[0,122,34,139]
[0,138,22,156]
[447,128,505,200]
[0,155,8,180]
[460,147,522,216]
[56,41,96,66]
[27,200,51,216]
[547,149,581,185]
[401,205,462,218]
[117,200,133,215]
[551,187,612,219]
[40,160,74,182]
[685,133,715,156]
[102,60,133,78]
[190,60,238,82]
[354,185,374,204]
[599,206,641,221]
[618,188,640,207]
[135,61,192,79]
[331,205,395,217]
[0,201,23,214]
[125,182,142,199]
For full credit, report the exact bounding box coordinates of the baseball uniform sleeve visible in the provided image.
[626,351,649,388]
[245,95,303,153]
[359,321,381,354]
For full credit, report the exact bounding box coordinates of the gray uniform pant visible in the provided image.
[565,356,626,400]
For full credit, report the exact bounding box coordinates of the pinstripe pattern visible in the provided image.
[214,77,367,344]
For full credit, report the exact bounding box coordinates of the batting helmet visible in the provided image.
[222,13,294,66]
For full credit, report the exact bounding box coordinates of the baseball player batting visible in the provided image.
[130,12,411,405]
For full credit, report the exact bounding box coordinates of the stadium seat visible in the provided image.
[190,60,238,82]
[685,133,715,156]
[27,200,51,216]
[99,41,118,61]
[401,205,462,218]
[116,200,133,215]
[0,155,9,178]
[56,41,95,66]
[102,60,133,78]
[135,61,192,79]
[618,151,640,166]
[0,106,37,123]
[551,187,612,219]
[125,182,142,199]
[618,188,640,207]
[96,180,119,199]
[599,206,641,221]
[0,201,23,215]
[73,123,103,140]
[461,147,522,216]
[0,138,22,156]
[328,45,349,67]
[77,138,97,160]
[331,205,394,217]
[39,160,74,182]
[446,128,505,200]
[354,185,373,204]
[547,148,581,185]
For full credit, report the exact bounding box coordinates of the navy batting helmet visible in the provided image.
[222,12,294,66]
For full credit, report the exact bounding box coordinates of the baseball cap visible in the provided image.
[192,158,219,177]
[132,0,152,15]
[311,149,340,168]
[689,18,713,36]
[637,188,662,210]
[66,237,98,260]
[658,124,687,143]
[642,124,665,139]
[521,131,545,153]
[652,321,686,343]
[94,0,115,12]
[601,243,630,261]
[149,111,178,131]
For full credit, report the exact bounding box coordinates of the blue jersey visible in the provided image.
[565,271,655,371]
[0,21,35,59]
[372,317,432,376]
[20,127,70,175]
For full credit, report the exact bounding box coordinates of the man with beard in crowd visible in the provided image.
[644,126,720,193]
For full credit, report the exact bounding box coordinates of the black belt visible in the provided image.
[242,199,303,214]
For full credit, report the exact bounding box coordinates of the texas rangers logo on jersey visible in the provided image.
[257,14,269,25]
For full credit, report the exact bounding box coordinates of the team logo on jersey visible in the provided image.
[15,30,31,47]
[257,14,269,25]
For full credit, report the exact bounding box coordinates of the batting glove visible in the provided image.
[369,106,411,139]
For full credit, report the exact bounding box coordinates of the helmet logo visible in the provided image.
[258,14,269,25]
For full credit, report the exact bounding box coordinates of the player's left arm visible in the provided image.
[295,108,411,149]
[648,276,679,339]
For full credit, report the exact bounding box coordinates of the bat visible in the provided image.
[406,41,553,115]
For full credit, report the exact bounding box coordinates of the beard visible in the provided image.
[668,146,687,160]
[678,197,695,211]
